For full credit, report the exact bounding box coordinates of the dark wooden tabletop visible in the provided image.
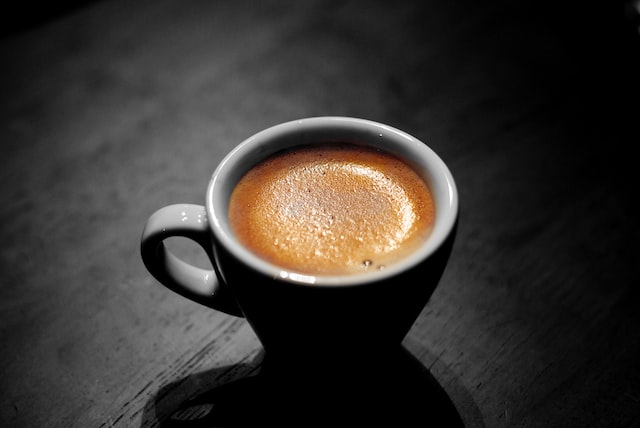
[1,0,639,426]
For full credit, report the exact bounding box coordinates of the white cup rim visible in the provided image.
[207,116,458,287]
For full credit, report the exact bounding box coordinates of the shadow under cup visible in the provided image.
[207,117,458,371]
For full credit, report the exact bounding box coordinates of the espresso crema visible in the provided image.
[228,143,435,276]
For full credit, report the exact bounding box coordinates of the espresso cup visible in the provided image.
[141,117,458,372]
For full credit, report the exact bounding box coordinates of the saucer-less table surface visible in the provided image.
[1,1,638,426]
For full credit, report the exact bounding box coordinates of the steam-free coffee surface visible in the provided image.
[228,144,435,275]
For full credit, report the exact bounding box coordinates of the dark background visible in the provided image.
[1,0,639,426]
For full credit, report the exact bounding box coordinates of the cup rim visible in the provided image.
[207,116,458,287]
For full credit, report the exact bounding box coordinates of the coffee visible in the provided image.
[228,143,435,276]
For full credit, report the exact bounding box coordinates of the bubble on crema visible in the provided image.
[362,259,373,268]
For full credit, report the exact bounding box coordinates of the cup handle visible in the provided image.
[140,204,243,317]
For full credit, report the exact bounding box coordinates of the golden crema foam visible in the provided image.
[228,143,435,276]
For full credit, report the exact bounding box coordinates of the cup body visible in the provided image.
[206,117,458,367]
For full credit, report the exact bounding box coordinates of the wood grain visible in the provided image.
[1,0,638,426]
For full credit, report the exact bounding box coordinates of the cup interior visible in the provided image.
[207,117,458,286]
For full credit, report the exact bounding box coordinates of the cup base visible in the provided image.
[159,346,464,427]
